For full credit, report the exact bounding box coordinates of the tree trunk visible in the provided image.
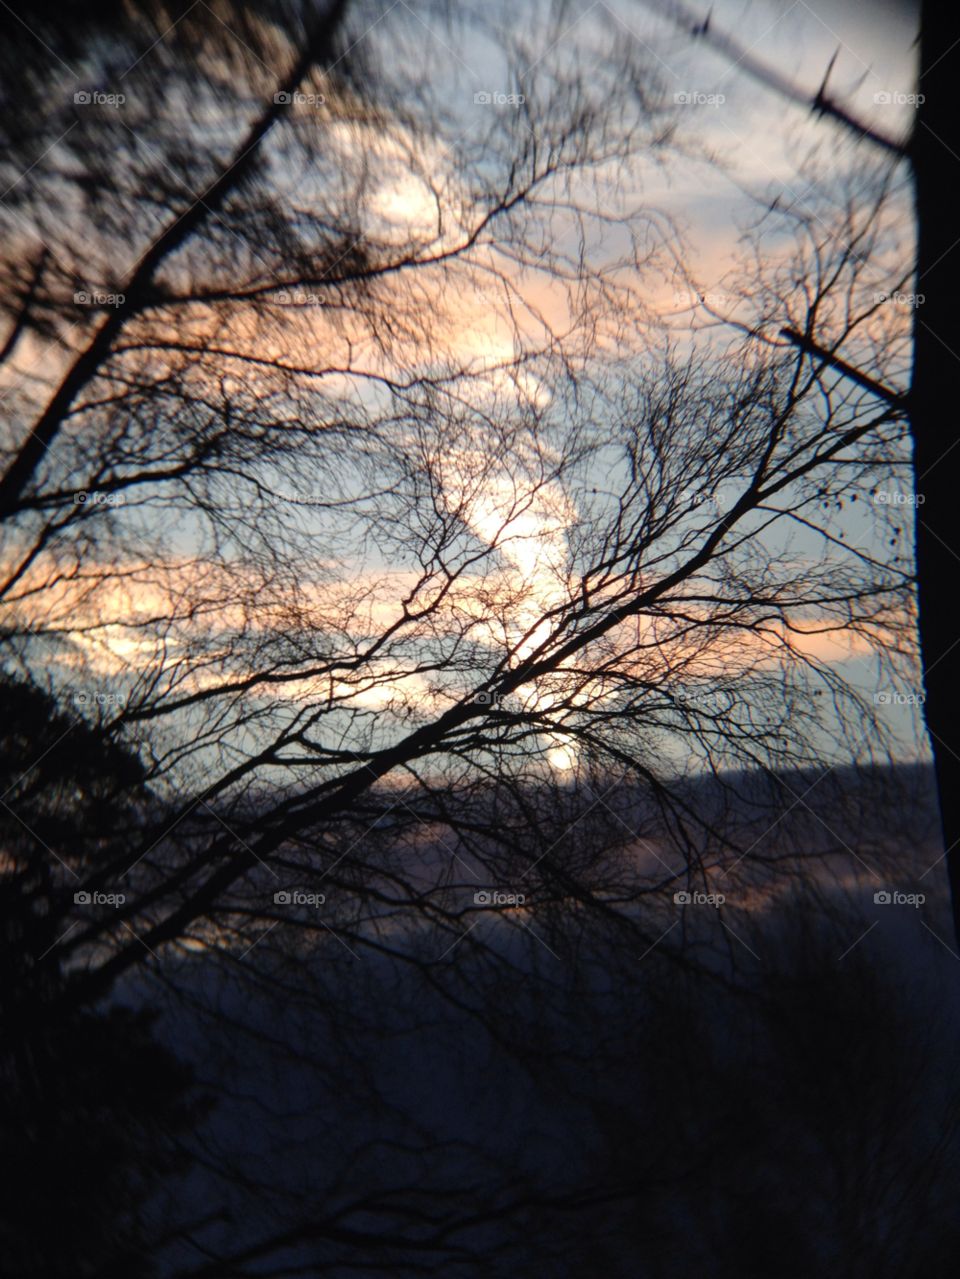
[912,1,960,943]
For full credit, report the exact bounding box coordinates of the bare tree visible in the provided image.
[2,136,918,997]
[626,0,960,941]
[0,5,942,1268]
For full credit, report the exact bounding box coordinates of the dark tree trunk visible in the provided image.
[912,1,960,943]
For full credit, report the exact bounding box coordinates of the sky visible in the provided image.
[0,0,927,770]
[394,0,927,759]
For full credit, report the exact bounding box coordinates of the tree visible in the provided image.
[105,812,957,1277]
[0,680,213,1278]
[0,0,924,1003]
[909,0,960,938]
[0,2,946,1270]
[630,0,960,940]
